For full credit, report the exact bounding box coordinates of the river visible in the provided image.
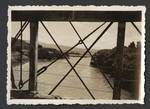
[12,57,132,99]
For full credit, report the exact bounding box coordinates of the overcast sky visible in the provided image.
[12,22,141,50]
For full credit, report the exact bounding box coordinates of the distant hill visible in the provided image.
[38,41,98,57]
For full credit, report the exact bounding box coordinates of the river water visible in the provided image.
[12,57,132,99]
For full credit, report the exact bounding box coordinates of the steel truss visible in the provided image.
[11,20,141,99]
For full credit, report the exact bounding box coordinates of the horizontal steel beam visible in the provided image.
[11,11,141,22]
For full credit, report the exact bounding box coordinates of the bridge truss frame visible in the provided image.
[11,10,142,100]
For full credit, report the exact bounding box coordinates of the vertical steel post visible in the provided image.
[113,22,126,99]
[29,21,38,94]
[134,42,141,99]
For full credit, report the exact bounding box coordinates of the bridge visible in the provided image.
[11,10,142,100]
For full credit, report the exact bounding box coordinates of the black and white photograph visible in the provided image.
[7,6,145,104]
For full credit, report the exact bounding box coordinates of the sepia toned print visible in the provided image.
[7,6,145,104]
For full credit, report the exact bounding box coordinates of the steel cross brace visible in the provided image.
[69,21,113,89]
[42,22,113,98]
[18,22,106,89]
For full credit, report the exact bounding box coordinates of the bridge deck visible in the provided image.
[12,11,141,22]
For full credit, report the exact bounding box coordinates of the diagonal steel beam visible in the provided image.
[131,22,141,35]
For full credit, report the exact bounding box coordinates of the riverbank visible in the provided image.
[90,42,141,94]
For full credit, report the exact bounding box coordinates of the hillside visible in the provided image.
[11,38,62,66]
[90,42,141,93]
[38,41,98,56]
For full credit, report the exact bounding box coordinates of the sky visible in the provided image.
[11,21,141,50]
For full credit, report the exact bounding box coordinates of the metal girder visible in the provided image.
[29,21,38,93]
[12,11,141,22]
[113,22,126,99]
